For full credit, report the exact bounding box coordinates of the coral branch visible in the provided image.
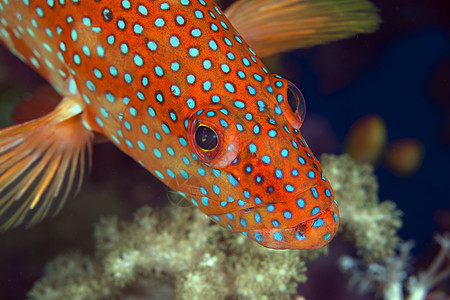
[321,154,403,262]
[339,240,413,300]
[407,233,450,300]
[28,206,325,299]
[340,234,450,300]
[29,154,427,299]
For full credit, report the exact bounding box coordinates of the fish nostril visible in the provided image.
[102,8,113,22]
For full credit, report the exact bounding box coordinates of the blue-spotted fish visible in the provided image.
[0,0,379,249]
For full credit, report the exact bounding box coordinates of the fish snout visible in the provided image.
[246,198,339,249]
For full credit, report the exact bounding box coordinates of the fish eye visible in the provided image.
[287,81,306,123]
[188,108,241,168]
[195,125,218,151]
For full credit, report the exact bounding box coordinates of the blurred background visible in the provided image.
[0,0,449,299]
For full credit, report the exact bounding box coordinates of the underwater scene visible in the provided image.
[0,0,449,299]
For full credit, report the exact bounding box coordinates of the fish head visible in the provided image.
[183,73,339,249]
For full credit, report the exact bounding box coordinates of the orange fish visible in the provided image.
[0,0,380,249]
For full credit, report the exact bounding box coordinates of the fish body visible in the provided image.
[0,0,380,249]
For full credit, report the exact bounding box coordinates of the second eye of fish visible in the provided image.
[287,81,306,123]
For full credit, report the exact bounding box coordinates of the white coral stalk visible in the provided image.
[406,233,450,300]
[340,234,450,300]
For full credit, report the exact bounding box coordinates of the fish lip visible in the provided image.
[189,184,334,224]
[188,193,329,222]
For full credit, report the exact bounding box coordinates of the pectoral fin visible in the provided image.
[0,96,93,230]
[225,0,381,58]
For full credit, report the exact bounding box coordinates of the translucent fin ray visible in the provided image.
[225,0,381,57]
[0,97,93,230]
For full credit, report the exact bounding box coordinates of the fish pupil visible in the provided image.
[195,125,218,151]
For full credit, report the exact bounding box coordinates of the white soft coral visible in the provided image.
[407,233,450,300]
[339,234,450,300]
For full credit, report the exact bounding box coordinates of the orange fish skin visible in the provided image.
[0,0,338,249]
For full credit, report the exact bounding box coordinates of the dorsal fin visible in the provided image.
[225,0,381,58]
[0,96,93,230]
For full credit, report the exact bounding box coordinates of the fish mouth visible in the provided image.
[189,190,336,225]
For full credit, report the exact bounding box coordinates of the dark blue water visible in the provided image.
[289,27,450,253]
